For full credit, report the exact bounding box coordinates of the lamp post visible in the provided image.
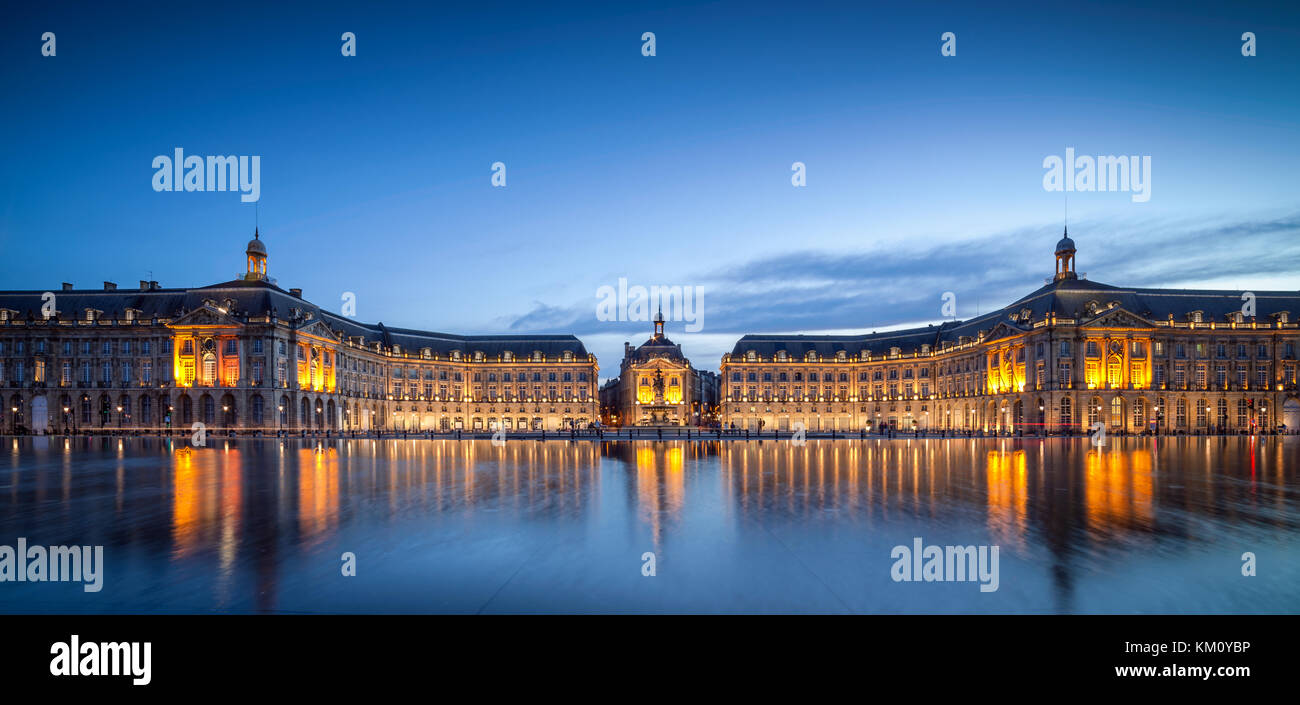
[63,406,70,435]
[10,406,17,434]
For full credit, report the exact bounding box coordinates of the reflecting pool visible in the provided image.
[1,436,1296,613]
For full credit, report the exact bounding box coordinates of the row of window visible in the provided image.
[388,383,591,402]
[0,339,166,356]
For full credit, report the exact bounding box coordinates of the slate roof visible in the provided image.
[728,276,1300,358]
[0,278,591,358]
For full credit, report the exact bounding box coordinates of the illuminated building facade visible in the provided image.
[600,309,719,427]
[0,233,599,434]
[720,233,1300,434]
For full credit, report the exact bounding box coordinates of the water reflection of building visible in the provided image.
[603,441,720,549]
[721,234,1300,434]
[0,233,599,435]
[599,309,719,427]
[711,438,1174,610]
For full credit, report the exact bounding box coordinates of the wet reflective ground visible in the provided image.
[1,436,1297,614]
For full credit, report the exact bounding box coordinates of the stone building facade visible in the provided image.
[600,310,719,427]
[0,233,599,434]
[720,233,1300,434]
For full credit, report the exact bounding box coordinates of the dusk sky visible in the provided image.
[3,0,1298,381]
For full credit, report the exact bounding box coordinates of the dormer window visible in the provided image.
[473,351,484,362]
[1191,311,1203,323]
[532,350,543,362]
[562,351,573,362]
[85,309,96,322]
[804,351,817,362]
[836,350,847,361]
[451,350,462,361]
[746,350,757,362]
[776,350,788,361]
[503,351,513,362]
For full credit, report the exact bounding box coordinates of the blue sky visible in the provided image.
[2,0,1298,380]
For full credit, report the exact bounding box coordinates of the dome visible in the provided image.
[1055,233,1075,253]
[246,230,267,256]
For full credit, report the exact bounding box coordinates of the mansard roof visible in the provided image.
[728,276,1300,359]
[0,278,591,358]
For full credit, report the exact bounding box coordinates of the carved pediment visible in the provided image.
[1086,307,1155,329]
[983,321,1024,341]
[168,304,242,328]
[631,356,688,372]
[294,318,343,341]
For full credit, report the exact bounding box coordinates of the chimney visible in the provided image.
[149,281,160,290]
[103,281,117,291]
[139,281,149,290]
[289,288,302,298]
[61,282,73,291]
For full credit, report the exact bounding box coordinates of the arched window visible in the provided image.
[202,353,216,385]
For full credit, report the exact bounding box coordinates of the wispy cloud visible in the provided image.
[490,210,1300,373]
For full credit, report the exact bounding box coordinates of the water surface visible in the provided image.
[1,436,1296,613]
